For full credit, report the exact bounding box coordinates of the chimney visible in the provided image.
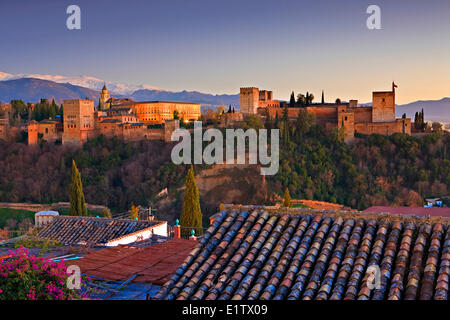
[189,229,197,241]
[173,219,181,239]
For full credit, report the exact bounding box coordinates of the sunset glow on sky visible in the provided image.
[1,0,449,104]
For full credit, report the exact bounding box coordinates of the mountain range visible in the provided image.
[0,75,239,109]
[0,72,448,122]
[0,71,160,95]
[396,98,450,123]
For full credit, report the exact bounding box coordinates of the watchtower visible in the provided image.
[240,87,260,116]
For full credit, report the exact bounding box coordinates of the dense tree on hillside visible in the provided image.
[242,115,263,130]
[0,136,189,215]
[297,94,306,107]
[269,111,449,210]
[282,187,292,208]
[10,100,28,124]
[0,128,447,220]
[69,160,87,216]
[31,99,62,122]
[294,108,315,141]
[180,165,203,236]
[414,109,426,131]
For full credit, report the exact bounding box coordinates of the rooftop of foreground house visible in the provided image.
[36,216,166,246]
[71,238,197,285]
[155,205,449,300]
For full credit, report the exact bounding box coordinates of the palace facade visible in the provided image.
[247,83,411,140]
[26,85,199,145]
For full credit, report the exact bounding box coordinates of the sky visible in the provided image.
[1,0,449,104]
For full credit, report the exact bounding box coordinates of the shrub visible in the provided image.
[0,247,85,300]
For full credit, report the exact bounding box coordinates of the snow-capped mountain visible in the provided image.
[0,71,160,95]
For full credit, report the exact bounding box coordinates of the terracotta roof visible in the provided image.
[114,101,200,107]
[364,206,450,218]
[37,216,162,246]
[155,206,450,300]
[70,238,197,285]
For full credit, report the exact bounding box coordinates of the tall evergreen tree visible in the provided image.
[420,108,425,131]
[414,112,419,129]
[282,105,290,145]
[180,165,203,236]
[274,112,280,129]
[264,109,272,129]
[282,187,292,208]
[69,160,87,216]
[289,92,296,108]
[321,90,325,104]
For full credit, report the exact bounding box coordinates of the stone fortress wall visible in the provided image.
[250,82,411,141]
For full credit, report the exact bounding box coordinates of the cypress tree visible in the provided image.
[264,109,272,129]
[274,112,280,129]
[321,90,325,104]
[69,160,87,216]
[282,105,290,145]
[282,187,292,208]
[414,112,418,130]
[289,92,296,108]
[180,165,203,236]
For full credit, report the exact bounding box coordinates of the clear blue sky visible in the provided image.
[1,0,449,104]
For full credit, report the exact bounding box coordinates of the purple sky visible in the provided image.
[1,0,449,104]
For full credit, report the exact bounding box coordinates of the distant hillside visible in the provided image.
[0,78,100,104]
[396,98,450,123]
[0,77,240,108]
[130,89,239,108]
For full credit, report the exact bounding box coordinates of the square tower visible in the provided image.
[240,87,260,116]
[62,99,95,144]
[372,90,395,122]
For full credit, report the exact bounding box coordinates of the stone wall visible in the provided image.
[355,118,411,135]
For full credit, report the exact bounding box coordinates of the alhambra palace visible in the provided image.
[0,82,411,145]
[27,85,202,145]
[241,82,411,140]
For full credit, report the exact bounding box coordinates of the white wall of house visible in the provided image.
[105,222,168,247]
